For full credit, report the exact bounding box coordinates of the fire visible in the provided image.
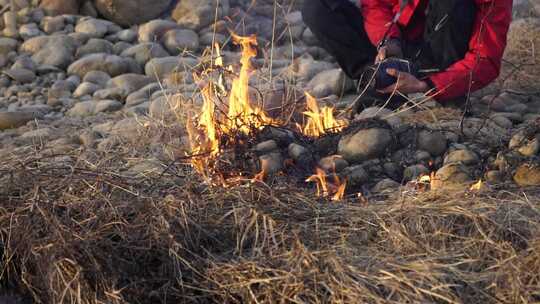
[301,93,348,137]
[226,33,273,134]
[418,172,438,190]
[306,168,347,201]
[187,33,349,200]
[470,179,484,191]
[187,34,276,178]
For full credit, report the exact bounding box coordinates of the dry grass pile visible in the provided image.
[1,148,540,303]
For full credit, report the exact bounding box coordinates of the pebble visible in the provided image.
[513,164,540,187]
[318,155,349,173]
[0,111,37,130]
[417,130,447,156]
[372,178,401,193]
[338,128,394,163]
[254,140,278,155]
[434,164,473,189]
[345,165,369,187]
[259,152,284,176]
[444,149,480,166]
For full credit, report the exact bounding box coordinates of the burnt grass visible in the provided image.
[0,144,539,304]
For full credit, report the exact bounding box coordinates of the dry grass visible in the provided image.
[1,146,539,304]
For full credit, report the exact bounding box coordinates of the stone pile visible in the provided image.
[0,0,538,192]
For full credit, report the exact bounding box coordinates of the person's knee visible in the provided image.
[301,0,329,29]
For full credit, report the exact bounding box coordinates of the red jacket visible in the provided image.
[360,0,513,101]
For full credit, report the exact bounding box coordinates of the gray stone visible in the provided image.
[67,101,96,117]
[0,111,37,130]
[32,46,74,69]
[434,164,472,189]
[95,99,122,113]
[288,143,313,165]
[509,131,540,157]
[138,19,178,42]
[83,70,110,87]
[318,155,349,173]
[95,0,172,27]
[40,0,79,15]
[22,35,78,69]
[75,18,109,38]
[199,32,226,46]
[259,152,284,176]
[125,83,161,107]
[485,170,504,184]
[93,87,126,100]
[417,130,447,156]
[73,82,100,98]
[19,23,41,40]
[0,38,18,55]
[345,165,369,187]
[415,150,431,163]
[3,68,35,84]
[355,107,402,128]
[107,73,153,96]
[162,29,199,55]
[307,68,354,98]
[289,56,334,82]
[117,29,137,42]
[372,178,401,193]
[338,128,394,163]
[254,140,278,154]
[113,41,133,55]
[172,0,226,31]
[120,42,170,66]
[145,56,199,81]
[514,164,540,187]
[12,56,36,72]
[67,53,141,78]
[490,114,513,128]
[444,149,480,165]
[76,38,113,58]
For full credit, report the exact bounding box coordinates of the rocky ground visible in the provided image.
[0,0,540,302]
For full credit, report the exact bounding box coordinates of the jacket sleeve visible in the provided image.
[427,0,513,101]
[361,0,401,46]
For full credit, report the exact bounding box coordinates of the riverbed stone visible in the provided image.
[338,128,394,163]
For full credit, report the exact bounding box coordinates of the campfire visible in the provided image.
[187,33,349,200]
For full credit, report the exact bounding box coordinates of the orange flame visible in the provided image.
[470,179,483,191]
[306,168,347,201]
[188,35,277,178]
[253,158,269,182]
[226,33,273,134]
[301,93,348,137]
[188,34,349,189]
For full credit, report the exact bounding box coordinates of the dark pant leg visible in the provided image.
[415,0,477,73]
[302,0,377,79]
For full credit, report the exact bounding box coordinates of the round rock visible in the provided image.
[161,29,199,55]
[417,130,447,156]
[338,128,394,163]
